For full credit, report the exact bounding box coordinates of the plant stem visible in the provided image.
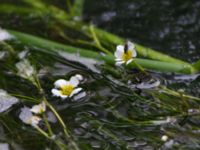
[8,30,198,74]
[10,94,40,102]
[66,0,73,15]
[0,41,15,54]
[71,0,85,17]
[89,24,111,54]
[35,125,68,150]
[1,2,198,67]
[45,101,70,137]
[160,86,200,101]
[33,75,80,150]
[131,59,146,73]
[43,113,53,136]
[45,100,80,150]
[34,125,50,139]
[59,20,192,65]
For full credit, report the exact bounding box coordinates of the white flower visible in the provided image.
[19,107,42,127]
[0,28,13,41]
[114,41,137,66]
[27,116,42,127]
[15,59,35,83]
[51,76,83,100]
[30,101,46,114]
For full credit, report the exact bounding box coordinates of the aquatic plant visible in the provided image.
[1,0,200,150]
[1,0,200,74]
[114,41,137,66]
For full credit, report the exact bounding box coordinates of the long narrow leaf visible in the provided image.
[8,30,198,74]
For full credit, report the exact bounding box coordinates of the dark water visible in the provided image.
[84,0,200,62]
[1,0,200,150]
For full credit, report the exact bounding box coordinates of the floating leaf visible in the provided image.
[15,59,36,84]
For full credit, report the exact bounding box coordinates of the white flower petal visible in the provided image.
[127,41,135,50]
[116,45,124,51]
[15,59,35,80]
[115,61,125,66]
[30,101,46,114]
[19,107,41,127]
[54,79,68,88]
[60,94,68,100]
[115,45,124,58]
[69,76,79,87]
[70,88,82,97]
[19,107,33,124]
[29,116,42,127]
[126,58,133,65]
[30,105,41,114]
[131,49,137,57]
[51,89,62,97]
[115,58,123,61]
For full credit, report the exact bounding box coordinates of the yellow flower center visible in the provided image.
[122,50,132,62]
[39,108,45,114]
[61,84,74,96]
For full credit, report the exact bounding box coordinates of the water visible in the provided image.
[0,0,200,150]
[84,0,200,62]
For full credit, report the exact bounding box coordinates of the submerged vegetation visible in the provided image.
[1,0,200,149]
